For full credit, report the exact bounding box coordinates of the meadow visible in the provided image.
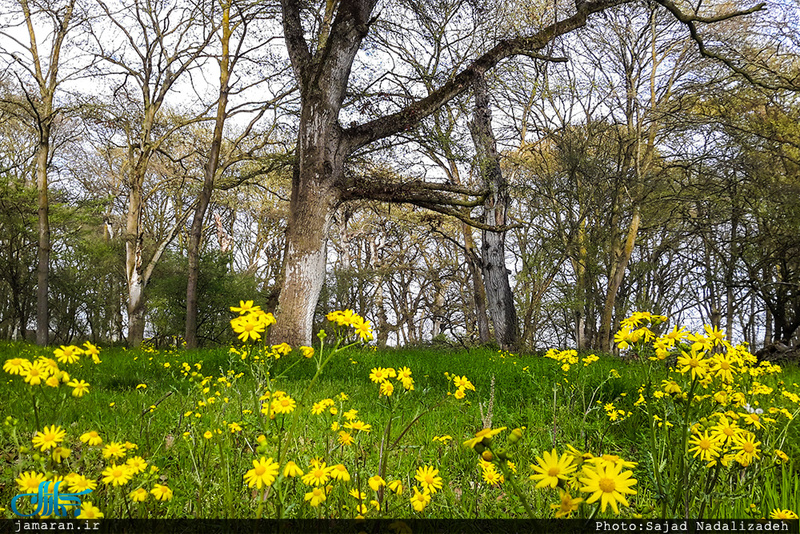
[1,308,799,521]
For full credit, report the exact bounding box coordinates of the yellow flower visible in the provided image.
[330,464,351,482]
[711,416,739,443]
[67,475,96,493]
[551,489,583,518]
[16,471,47,493]
[311,398,334,415]
[380,380,394,396]
[271,395,296,414]
[704,324,726,346]
[710,354,737,382]
[454,388,465,400]
[230,300,261,314]
[344,420,372,433]
[83,341,100,358]
[481,464,504,486]
[369,475,386,491]
[228,422,242,433]
[409,486,431,512]
[283,461,303,478]
[452,375,475,391]
[203,431,213,439]
[349,488,366,500]
[579,462,637,514]
[677,349,709,380]
[304,487,327,507]
[3,357,28,375]
[244,457,279,489]
[51,446,71,463]
[230,314,266,342]
[126,456,148,474]
[20,360,49,385]
[76,502,103,519]
[101,464,132,486]
[463,427,506,449]
[129,488,149,502]
[614,328,636,350]
[151,483,173,501]
[301,459,332,486]
[732,432,761,467]
[338,431,354,446]
[432,435,452,443]
[271,343,292,357]
[388,480,403,494]
[300,346,314,358]
[353,318,373,341]
[54,345,83,364]
[688,430,722,464]
[775,449,789,464]
[530,449,577,489]
[739,411,763,430]
[80,430,102,446]
[32,425,66,451]
[103,441,127,460]
[770,509,799,519]
[369,367,391,383]
[414,466,442,494]
[67,379,90,397]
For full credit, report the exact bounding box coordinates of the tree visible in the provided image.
[469,74,518,350]
[184,0,289,348]
[86,0,217,345]
[274,0,660,346]
[0,0,82,344]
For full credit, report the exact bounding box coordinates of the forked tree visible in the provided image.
[272,0,765,346]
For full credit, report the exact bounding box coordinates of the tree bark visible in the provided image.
[469,75,518,351]
[463,225,491,344]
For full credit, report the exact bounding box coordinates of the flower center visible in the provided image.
[743,442,754,453]
[598,477,616,493]
[548,467,561,477]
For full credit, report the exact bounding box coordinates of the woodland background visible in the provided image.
[1,0,799,353]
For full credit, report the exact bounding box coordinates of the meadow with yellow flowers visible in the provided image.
[1,306,799,520]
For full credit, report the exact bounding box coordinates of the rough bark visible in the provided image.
[468,75,518,351]
[463,225,491,344]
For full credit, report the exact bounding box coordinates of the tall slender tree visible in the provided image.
[1,0,79,345]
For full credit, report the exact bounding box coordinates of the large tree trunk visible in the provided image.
[271,123,342,346]
[469,75,518,351]
[272,183,338,346]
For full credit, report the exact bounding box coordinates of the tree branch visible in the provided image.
[341,0,628,153]
[651,0,796,91]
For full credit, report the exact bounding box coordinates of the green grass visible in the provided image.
[1,337,799,520]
